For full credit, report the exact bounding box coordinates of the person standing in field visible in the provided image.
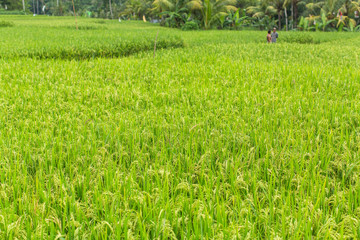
[267,30,271,43]
[271,28,278,43]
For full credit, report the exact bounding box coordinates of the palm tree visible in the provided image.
[152,0,174,13]
[188,0,237,29]
[284,0,290,30]
[320,0,337,18]
[268,0,286,29]
[123,0,152,19]
[109,0,113,19]
[247,0,286,29]
[338,0,352,16]
[247,0,276,18]
[152,0,189,27]
[305,1,323,16]
[350,0,360,14]
[302,0,359,31]
[291,0,305,28]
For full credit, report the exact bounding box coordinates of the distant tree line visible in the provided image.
[1,0,360,31]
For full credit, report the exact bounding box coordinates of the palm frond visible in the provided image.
[187,0,202,11]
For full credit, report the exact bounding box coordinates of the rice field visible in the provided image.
[1,15,360,239]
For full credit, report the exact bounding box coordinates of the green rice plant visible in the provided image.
[95,20,108,24]
[7,36,184,60]
[0,15,360,239]
[281,32,319,44]
[0,20,14,27]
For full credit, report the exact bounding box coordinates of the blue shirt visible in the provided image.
[271,32,278,42]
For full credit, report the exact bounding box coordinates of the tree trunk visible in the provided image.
[278,12,281,29]
[294,0,298,28]
[22,0,26,12]
[291,0,293,29]
[109,0,113,19]
[284,6,288,31]
[57,0,59,7]
[71,0,78,30]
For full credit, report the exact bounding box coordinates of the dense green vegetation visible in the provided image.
[0,16,185,59]
[2,0,360,31]
[1,16,360,239]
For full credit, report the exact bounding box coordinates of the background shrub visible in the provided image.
[0,9,25,15]
[182,21,199,31]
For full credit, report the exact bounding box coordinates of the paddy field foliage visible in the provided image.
[0,15,360,239]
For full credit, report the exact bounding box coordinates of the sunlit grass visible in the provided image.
[0,16,360,239]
